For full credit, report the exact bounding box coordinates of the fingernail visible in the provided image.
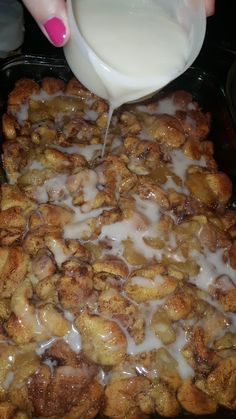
[44,17,66,46]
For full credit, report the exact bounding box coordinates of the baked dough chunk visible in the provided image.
[28,341,100,417]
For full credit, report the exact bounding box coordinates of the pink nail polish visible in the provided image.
[44,17,66,46]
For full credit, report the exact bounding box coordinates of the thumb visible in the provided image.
[22,0,70,47]
[205,0,215,17]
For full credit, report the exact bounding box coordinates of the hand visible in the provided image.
[205,0,215,16]
[22,0,215,48]
[22,0,70,47]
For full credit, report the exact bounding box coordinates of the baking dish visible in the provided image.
[0,53,236,195]
[227,60,236,128]
[0,54,235,419]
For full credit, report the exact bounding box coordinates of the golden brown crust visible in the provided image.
[0,247,29,298]
[75,311,127,365]
[7,78,40,114]
[206,357,236,410]
[102,377,151,419]
[145,114,186,148]
[177,379,218,415]
[28,364,94,417]
[65,77,95,99]
[41,77,65,94]
[176,109,211,141]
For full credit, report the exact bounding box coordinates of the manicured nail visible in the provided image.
[44,17,66,46]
